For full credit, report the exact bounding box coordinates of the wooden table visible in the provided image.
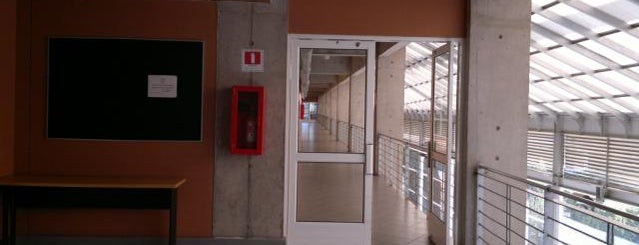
[0,176,185,245]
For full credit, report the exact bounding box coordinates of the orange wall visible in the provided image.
[16,0,216,237]
[289,0,466,38]
[0,0,16,176]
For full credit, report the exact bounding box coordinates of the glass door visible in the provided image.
[286,38,375,245]
[428,44,452,245]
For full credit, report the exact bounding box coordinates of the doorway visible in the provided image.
[286,38,375,245]
[285,36,462,245]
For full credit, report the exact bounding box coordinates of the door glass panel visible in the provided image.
[433,53,449,154]
[403,147,430,212]
[296,162,364,223]
[298,48,367,153]
[431,160,447,221]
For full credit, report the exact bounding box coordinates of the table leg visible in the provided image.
[9,191,14,245]
[169,189,177,245]
[2,190,7,245]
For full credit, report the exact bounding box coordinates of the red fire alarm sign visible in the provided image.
[241,49,264,72]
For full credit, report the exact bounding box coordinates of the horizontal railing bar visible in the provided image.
[478,177,546,202]
[479,166,639,222]
[508,196,544,217]
[540,196,639,234]
[477,183,544,216]
[478,223,508,244]
[478,210,509,230]
[510,227,537,245]
[548,217,607,243]
[480,198,545,234]
[546,234,569,245]
[378,133,429,153]
[479,209,539,244]
[478,197,509,215]
[478,184,508,200]
[477,235,492,245]
[508,211,544,233]
[479,173,542,198]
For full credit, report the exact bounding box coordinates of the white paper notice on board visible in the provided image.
[148,75,178,98]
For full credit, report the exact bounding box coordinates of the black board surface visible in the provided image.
[47,38,203,141]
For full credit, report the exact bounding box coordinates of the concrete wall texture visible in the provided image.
[338,81,350,123]
[461,0,532,244]
[214,0,287,238]
[375,47,406,140]
[350,70,366,128]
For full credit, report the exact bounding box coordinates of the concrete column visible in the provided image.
[350,59,366,128]
[330,86,338,135]
[337,80,350,123]
[318,94,325,118]
[337,79,350,143]
[460,0,531,244]
[215,0,287,239]
[375,47,405,139]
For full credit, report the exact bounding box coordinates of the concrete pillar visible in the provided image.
[215,0,287,239]
[337,79,350,142]
[330,86,338,135]
[337,80,350,123]
[318,94,324,119]
[350,66,366,128]
[375,47,405,140]
[460,0,531,244]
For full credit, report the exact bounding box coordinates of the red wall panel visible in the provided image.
[289,0,466,38]
[18,0,216,237]
[0,0,16,176]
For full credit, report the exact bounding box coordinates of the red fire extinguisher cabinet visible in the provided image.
[230,86,265,155]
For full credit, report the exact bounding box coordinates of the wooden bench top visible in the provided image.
[0,176,186,189]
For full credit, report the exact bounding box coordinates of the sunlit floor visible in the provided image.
[298,119,349,152]
[297,119,429,245]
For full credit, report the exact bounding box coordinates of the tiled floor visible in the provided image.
[372,176,429,245]
[298,120,349,152]
[297,120,429,245]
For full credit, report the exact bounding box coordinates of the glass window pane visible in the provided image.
[299,48,366,153]
[614,226,639,244]
[556,200,608,243]
[433,53,449,154]
[296,162,364,223]
[431,161,446,221]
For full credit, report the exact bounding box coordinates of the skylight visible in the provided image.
[579,40,635,66]
[528,0,639,117]
[598,99,632,113]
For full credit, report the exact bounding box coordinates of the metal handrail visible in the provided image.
[378,133,429,153]
[377,133,432,212]
[478,165,639,223]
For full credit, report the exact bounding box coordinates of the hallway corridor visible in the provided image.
[297,119,429,245]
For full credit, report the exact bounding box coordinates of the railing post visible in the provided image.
[543,187,556,245]
[506,185,512,244]
[552,130,564,186]
[476,168,485,243]
[606,223,614,245]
